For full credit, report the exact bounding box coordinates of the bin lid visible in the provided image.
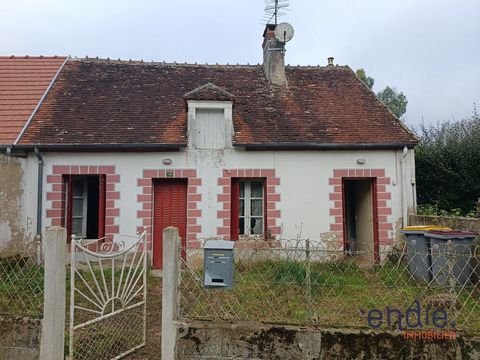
[204,240,235,250]
[425,230,478,240]
[400,225,452,234]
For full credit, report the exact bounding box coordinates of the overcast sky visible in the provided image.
[1,0,479,128]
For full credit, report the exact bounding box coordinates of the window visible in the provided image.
[64,175,106,240]
[231,178,265,239]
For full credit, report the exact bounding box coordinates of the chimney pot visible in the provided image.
[327,57,334,66]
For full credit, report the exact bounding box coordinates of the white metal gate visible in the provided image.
[69,231,147,360]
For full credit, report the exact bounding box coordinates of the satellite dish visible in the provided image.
[274,22,294,43]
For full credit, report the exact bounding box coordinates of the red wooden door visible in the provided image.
[153,179,187,269]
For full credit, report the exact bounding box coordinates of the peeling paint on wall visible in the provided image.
[0,155,26,250]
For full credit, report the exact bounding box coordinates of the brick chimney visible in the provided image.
[262,24,287,85]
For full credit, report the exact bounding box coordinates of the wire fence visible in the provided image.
[179,238,480,334]
[0,239,44,318]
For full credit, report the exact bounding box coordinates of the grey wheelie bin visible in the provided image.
[400,226,451,282]
[426,230,478,287]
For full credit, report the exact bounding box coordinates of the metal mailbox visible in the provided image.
[204,240,235,289]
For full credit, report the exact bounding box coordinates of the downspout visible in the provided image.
[35,148,44,241]
[401,146,409,227]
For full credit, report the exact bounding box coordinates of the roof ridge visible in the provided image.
[0,55,67,59]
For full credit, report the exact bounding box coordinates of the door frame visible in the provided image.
[152,178,188,269]
[341,177,379,262]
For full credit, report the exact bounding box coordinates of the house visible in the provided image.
[1,26,417,267]
[0,56,68,250]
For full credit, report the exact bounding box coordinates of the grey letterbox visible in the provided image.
[204,240,235,289]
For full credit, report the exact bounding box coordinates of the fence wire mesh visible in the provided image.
[0,240,44,318]
[179,238,480,334]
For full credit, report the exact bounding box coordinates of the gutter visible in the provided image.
[401,146,409,227]
[34,148,44,241]
[235,142,417,151]
[14,56,70,145]
[3,143,186,152]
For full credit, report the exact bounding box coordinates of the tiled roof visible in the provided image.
[19,59,417,148]
[0,56,67,144]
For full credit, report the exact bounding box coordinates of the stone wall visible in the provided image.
[175,321,480,360]
[0,316,41,360]
[410,214,480,234]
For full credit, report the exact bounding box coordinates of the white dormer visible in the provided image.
[185,83,235,150]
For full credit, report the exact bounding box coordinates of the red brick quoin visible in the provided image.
[46,165,120,238]
[137,169,202,250]
[329,169,393,248]
[217,169,281,240]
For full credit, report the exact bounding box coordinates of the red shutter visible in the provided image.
[230,178,240,241]
[263,178,268,240]
[66,175,73,243]
[98,175,106,239]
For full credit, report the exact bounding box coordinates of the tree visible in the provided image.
[355,69,408,119]
[377,86,408,119]
[355,68,374,90]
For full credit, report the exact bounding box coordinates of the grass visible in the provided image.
[180,257,480,335]
[0,255,44,318]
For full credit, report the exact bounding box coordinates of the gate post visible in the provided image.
[162,226,181,360]
[40,226,67,360]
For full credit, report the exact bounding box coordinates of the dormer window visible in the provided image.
[184,83,235,150]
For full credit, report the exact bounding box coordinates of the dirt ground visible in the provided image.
[125,275,162,360]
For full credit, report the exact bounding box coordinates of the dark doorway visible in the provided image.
[343,178,379,263]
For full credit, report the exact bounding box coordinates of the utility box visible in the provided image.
[204,240,235,289]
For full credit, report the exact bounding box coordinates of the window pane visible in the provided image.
[72,218,83,237]
[239,217,245,235]
[251,218,263,235]
[251,181,263,198]
[251,199,263,216]
[239,199,245,216]
[73,199,84,216]
[73,179,84,197]
[239,181,245,198]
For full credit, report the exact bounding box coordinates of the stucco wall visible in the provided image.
[24,147,415,251]
[0,155,31,250]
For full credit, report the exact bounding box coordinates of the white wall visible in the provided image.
[24,146,416,245]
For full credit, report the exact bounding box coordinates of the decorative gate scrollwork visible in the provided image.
[69,231,147,360]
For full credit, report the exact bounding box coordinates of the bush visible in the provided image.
[415,107,480,216]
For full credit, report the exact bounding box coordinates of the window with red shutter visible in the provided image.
[230,178,266,240]
[64,175,106,241]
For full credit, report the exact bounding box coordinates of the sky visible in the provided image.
[1,0,479,128]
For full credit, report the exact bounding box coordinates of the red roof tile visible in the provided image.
[19,59,417,148]
[0,56,67,144]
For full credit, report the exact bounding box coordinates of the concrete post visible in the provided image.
[162,226,181,360]
[40,226,66,360]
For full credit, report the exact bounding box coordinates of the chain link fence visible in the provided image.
[179,238,480,334]
[0,240,44,318]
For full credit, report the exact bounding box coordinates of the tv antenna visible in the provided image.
[263,0,290,25]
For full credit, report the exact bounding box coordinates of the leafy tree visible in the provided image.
[414,106,480,216]
[355,68,374,90]
[355,69,408,119]
[377,86,408,119]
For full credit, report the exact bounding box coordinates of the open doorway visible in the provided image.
[343,178,379,263]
